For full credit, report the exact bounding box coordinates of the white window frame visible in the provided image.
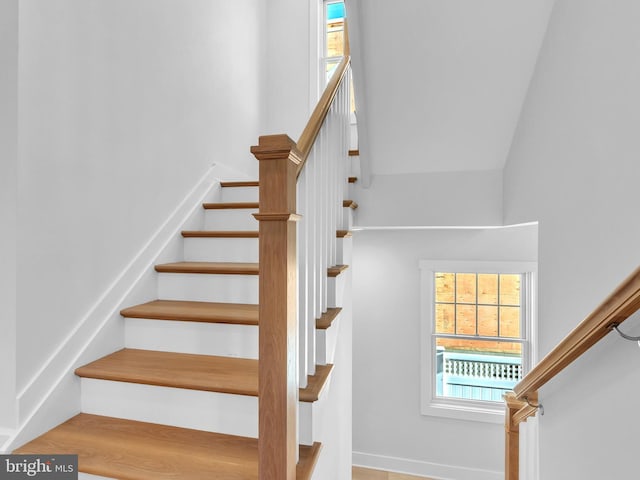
[322,1,345,87]
[419,260,537,424]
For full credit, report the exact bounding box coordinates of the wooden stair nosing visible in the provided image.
[327,265,349,277]
[300,364,334,403]
[348,176,357,184]
[120,299,259,326]
[348,149,359,157]
[220,181,259,188]
[155,262,259,275]
[202,201,259,210]
[316,308,342,330]
[343,200,358,210]
[336,230,352,238]
[181,230,259,238]
[14,413,321,480]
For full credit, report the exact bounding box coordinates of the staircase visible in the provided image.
[13,175,357,478]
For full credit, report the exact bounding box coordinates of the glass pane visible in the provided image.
[478,274,498,305]
[435,303,454,334]
[434,338,523,402]
[435,272,455,303]
[477,305,498,336]
[455,304,476,335]
[327,2,345,21]
[326,29,344,58]
[500,274,521,306]
[325,60,340,82]
[500,306,521,338]
[456,273,476,303]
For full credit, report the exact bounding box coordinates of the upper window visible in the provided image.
[420,260,537,423]
[324,1,346,83]
[322,1,356,116]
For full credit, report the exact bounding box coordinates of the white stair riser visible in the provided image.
[328,274,346,308]
[341,207,354,230]
[183,237,258,263]
[80,379,316,446]
[80,379,258,438]
[336,237,352,265]
[299,376,333,447]
[204,209,258,230]
[125,319,259,359]
[158,273,259,304]
[221,187,259,203]
[316,323,340,366]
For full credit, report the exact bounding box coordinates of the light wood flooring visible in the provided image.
[352,466,434,480]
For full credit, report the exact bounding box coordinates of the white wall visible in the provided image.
[16,0,265,418]
[0,0,19,432]
[352,170,503,227]
[503,1,640,478]
[352,225,537,478]
[263,0,320,141]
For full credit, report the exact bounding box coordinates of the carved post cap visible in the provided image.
[251,134,303,164]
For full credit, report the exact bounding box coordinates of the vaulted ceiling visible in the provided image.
[347,0,556,175]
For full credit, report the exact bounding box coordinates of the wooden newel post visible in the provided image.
[504,393,521,480]
[251,134,302,480]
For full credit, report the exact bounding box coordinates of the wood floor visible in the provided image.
[352,466,434,480]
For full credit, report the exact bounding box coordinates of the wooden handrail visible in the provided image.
[504,266,640,480]
[514,265,640,402]
[296,54,351,176]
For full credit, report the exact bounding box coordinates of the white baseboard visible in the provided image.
[7,163,242,451]
[352,451,502,480]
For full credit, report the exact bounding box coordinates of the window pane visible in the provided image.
[325,60,340,82]
[435,338,523,402]
[456,273,476,303]
[327,2,345,21]
[500,274,521,305]
[435,272,455,303]
[478,274,498,305]
[435,303,455,334]
[500,306,521,338]
[326,29,344,58]
[455,304,476,335]
[477,305,498,336]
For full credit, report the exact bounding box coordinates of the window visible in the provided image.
[419,260,537,423]
[322,1,356,114]
[323,1,346,83]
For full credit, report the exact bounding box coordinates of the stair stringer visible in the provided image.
[3,163,252,453]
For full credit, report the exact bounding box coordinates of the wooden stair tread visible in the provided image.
[328,265,349,277]
[336,230,352,238]
[221,181,259,187]
[182,230,259,238]
[76,349,258,396]
[300,365,334,403]
[348,176,357,183]
[348,149,359,156]
[120,300,259,325]
[343,200,358,210]
[76,349,332,402]
[14,413,321,480]
[203,202,259,209]
[316,308,342,330]
[155,262,259,275]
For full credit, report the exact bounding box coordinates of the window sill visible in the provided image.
[421,397,505,424]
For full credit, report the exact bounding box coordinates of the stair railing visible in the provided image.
[250,30,352,480]
[504,266,640,479]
